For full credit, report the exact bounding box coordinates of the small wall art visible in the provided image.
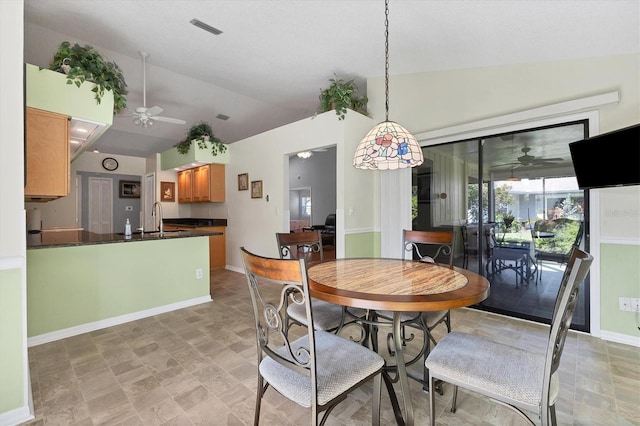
[119,180,141,198]
[238,173,248,191]
[161,181,175,202]
[251,180,263,199]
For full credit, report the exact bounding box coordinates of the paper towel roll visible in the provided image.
[27,209,41,231]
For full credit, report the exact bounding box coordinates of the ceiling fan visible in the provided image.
[126,51,186,128]
[495,146,564,169]
[515,147,563,166]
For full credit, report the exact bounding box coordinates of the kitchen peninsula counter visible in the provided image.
[27,229,213,344]
[27,228,222,249]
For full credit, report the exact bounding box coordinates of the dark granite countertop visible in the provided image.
[162,218,227,227]
[27,229,222,250]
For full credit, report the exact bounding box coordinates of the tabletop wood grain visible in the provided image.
[307,258,490,312]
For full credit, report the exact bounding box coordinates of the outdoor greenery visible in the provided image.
[175,121,227,156]
[49,41,128,114]
[318,75,368,120]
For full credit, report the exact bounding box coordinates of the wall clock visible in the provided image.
[102,157,119,171]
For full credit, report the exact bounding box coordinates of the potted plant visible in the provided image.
[175,121,227,156]
[502,212,515,230]
[318,74,368,120]
[48,41,128,114]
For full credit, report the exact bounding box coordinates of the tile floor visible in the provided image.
[22,268,640,425]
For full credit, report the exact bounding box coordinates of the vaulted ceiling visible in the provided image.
[23,0,639,158]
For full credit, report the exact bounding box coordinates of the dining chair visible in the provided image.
[425,247,593,426]
[276,231,364,333]
[240,247,384,426]
[373,229,455,392]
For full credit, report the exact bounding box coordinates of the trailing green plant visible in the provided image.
[175,121,227,156]
[318,74,368,120]
[48,41,128,114]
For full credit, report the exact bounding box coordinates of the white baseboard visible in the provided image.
[600,330,640,348]
[27,296,212,347]
[0,405,33,426]
[225,265,244,274]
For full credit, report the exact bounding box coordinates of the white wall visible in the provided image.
[225,111,373,270]
[0,1,32,423]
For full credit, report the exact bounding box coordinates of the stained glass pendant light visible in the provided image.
[353,0,423,170]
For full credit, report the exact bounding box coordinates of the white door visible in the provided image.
[144,173,156,231]
[88,177,113,233]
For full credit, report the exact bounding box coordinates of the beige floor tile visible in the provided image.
[21,269,640,426]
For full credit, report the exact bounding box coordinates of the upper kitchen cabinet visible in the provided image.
[178,168,193,203]
[178,164,225,203]
[25,108,70,201]
[25,64,113,161]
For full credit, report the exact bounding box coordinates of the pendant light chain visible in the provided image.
[352,0,423,170]
[384,0,390,122]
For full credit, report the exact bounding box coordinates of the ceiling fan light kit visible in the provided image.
[127,51,186,128]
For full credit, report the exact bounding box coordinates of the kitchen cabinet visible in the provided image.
[25,107,70,201]
[178,163,225,203]
[178,169,193,203]
[163,224,226,270]
[201,226,226,269]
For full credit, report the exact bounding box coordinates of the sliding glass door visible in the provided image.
[412,120,590,331]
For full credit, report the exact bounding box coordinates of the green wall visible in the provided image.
[600,243,640,336]
[0,267,24,413]
[345,232,380,258]
[27,237,210,337]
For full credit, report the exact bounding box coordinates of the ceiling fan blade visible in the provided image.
[532,157,563,163]
[152,116,186,125]
[145,106,163,116]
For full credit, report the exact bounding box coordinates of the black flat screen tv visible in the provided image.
[569,124,640,189]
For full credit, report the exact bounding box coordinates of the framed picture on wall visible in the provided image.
[119,180,141,198]
[161,181,175,202]
[251,180,263,199]
[238,173,249,191]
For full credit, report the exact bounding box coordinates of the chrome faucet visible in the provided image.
[152,201,164,236]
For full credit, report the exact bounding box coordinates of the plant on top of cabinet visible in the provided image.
[317,74,368,120]
[49,41,128,114]
[175,121,227,157]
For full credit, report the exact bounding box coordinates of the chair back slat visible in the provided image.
[403,229,455,265]
[240,247,316,377]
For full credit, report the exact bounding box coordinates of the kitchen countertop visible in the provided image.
[162,218,227,227]
[27,229,222,250]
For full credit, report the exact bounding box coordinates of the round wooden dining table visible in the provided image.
[307,258,490,426]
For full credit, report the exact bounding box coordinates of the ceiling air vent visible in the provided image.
[216,114,230,121]
[190,19,223,35]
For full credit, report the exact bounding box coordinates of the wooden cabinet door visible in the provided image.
[25,108,70,200]
[178,169,193,203]
[201,226,226,269]
[208,164,225,202]
[192,165,210,202]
